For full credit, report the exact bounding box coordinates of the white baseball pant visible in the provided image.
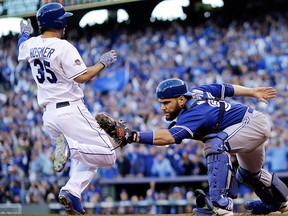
[224,109,272,186]
[43,99,117,198]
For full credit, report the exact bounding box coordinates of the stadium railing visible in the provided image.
[0,172,287,214]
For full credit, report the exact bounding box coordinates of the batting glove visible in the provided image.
[20,19,33,35]
[99,50,117,68]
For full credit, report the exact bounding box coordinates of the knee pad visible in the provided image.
[203,131,230,156]
[203,132,238,208]
[236,167,288,205]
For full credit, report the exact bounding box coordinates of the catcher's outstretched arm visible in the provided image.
[95,112,177,148]
[136,129,175,146]
[136,125,192,146]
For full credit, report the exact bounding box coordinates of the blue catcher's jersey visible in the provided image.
[168,84,249,142]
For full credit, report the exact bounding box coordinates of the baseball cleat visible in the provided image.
[58,190,85,215]
[193,207,214,216]
[194,192,234,216]
[54,134,70,172]
[279,201,288,213]
[193,207,234,216]
[244,200,284,214]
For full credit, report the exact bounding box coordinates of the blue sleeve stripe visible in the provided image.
[17,33,30,50]
[221,84,225,99]
[169,125,194,143]
[223,84,234,97]
[173,125,193,137]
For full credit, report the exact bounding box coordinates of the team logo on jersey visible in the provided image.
[74,59,83,66]
[206,92,231,111]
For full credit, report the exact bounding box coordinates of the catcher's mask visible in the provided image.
[156,78,193,99]
[36,2,73,31]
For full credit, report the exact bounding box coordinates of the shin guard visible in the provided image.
[203,132,237,209]
[236,167,288,206]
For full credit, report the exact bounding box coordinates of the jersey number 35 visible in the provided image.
[33,59,57,84]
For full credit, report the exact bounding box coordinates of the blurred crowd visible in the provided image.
[0,12,287,212]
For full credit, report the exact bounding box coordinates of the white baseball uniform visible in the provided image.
[18,35,116,198]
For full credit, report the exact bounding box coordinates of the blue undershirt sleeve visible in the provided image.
[17,32,30,50]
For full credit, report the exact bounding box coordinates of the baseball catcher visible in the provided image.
[96,78,288,215]
[95,112,138,150]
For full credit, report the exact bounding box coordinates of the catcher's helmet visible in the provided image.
[36,3,73,31]
[156,78,193,99]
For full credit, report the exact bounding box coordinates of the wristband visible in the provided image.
[139,131,154,144]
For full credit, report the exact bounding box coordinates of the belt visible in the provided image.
[248,107,254,114]
[56,101,70,109]
[44,99,83,111]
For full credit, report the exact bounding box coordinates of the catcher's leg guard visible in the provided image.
[236,166,288,213]
[203,132,237,209]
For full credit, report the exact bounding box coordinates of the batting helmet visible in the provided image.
[156,78,193,99]
[36,3,73,31]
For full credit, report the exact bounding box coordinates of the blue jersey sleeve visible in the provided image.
[168,126,193,144]
[189,84,234,98]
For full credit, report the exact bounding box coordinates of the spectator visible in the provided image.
[117,189,130,214]
[265,140,288,172]
[168,186,185,214]
[26,181,45,204]
[101,196,115,214]
[99,164,118,179]
[9,180,24,203]
[151,152,176,177]
[185,191,195,213]
[144,147,159,177]
[130,145,146,177]
[178,151,194,176]
[0,13,287,208]
[144,181,159,214]
[116,149,131,177]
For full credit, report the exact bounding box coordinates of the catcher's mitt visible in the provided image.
[95,112,137,150]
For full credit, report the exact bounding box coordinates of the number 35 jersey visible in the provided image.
[18,35,87,108]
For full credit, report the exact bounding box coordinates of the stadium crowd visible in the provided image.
[0,12,288,213]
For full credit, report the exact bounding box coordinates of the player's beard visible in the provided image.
[164,104,181,121]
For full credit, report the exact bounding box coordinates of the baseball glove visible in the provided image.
[95,112,138,150]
